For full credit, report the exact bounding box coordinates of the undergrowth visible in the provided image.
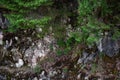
[1,0,120,56]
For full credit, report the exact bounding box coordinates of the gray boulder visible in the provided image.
[98,36,120,57]
[0,12,9,29]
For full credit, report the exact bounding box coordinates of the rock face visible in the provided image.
[0,12,9,29]
[98,36,120,57]
[24,35,56,68]
[0,31,3,45]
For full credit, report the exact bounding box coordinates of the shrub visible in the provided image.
[77,0,111,45]
[0,0,52,32]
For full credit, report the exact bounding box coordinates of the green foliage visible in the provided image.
[63,67,68,73]
[56,48,70,56]
[1,0,52,32]
[69,32,82,42]
[57,39,66,47]
[54,0,114,55]
[0,0,52,12]
[53,25,66,39]
[5,13,51,32]
[56,39,72,56]
[77,0,112,45]
[112,28,120,40]
[91,63,97,73]
[78,0,110,17]
[33,65,41,73]
[1,0,120,56]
